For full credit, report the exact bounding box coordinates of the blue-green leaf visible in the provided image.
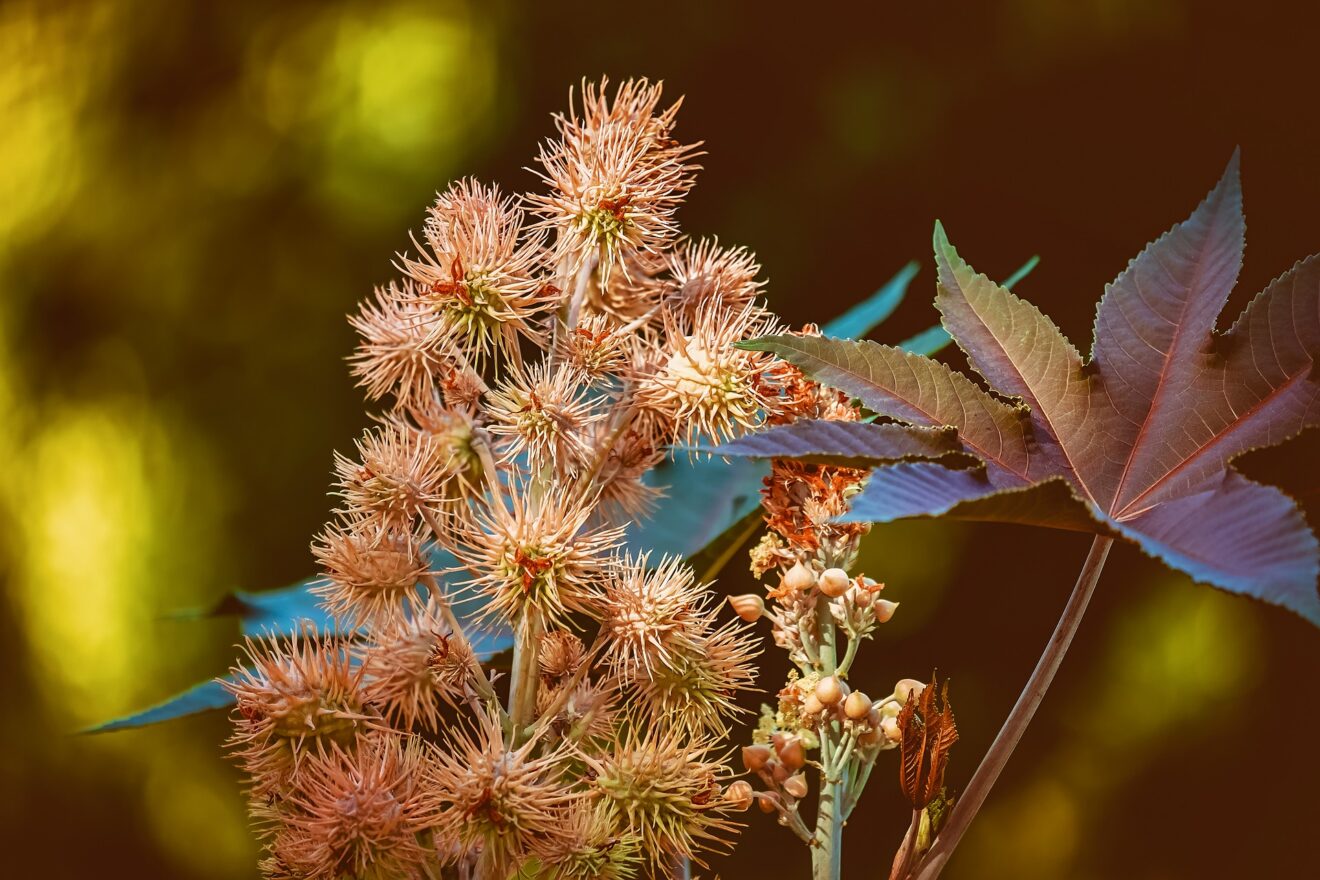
[85,678,235,734]
[822,262,919,339]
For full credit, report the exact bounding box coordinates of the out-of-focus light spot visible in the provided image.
[964,778,1081,879]
[249,2,496,224]
[961,576,1257,877]
[145,743,255,877]
[4,380,225,727]
[1081,577,1256,752]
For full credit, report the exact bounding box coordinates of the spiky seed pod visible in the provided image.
[589,425,667,522]
[536,677,619,743]
[430,709,577,874]
[555,312,634,378]
[815,675,845,707]
[726,593,765,622]
[311,522,430,626]
[538,630,586,684]
[332,422,458,532]
[783,561,816,593]
[586,728,740,870]
[397,178,554,363]
[358,599,468,731]
[635,302,779,447]
[724,780,755,812]
[818,567,851,598]
[395,404,486,496]
[629,619,760,735]
[598,553,714,677]
[485,360,603,476]
[450,484,623,630]
[266,734,436,880]
[224,627,369,797]
[349,280,454,414]
[530,78,700,281]
[844,691,873,721]
[665,238,764,320]
[531,801,643,880]
[586,249,669,322]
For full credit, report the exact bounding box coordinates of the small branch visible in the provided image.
[912,535,1114,880]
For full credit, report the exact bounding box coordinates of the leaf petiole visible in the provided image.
[910,534,1114,879]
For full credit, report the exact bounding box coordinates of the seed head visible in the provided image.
[224,627,368,796]
[359,598,470,732]
[398,178,554,363]
[311,522,429,626]
[430,709,577,874]
[585,728,740,870]
[486,360,603,476]
[451,485,623,630]
[531,78,700,281]
[267,734,436,880]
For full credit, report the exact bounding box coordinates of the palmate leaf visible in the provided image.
[742,154,1320,626]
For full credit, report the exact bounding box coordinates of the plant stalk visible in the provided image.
[508,613,543,737]
[911,534,1113,880]
[812,592,844,880]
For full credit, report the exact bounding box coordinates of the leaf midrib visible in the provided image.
[778,339,1033,484]
[1107,204,1230,517]
[1113,370,1309,521]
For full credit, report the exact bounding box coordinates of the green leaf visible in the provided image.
[84,678,235,734]
[822,262,919,339]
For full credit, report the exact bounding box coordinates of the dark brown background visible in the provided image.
[2,1,1318,877]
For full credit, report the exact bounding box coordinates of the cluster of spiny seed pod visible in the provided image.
[221,78,796,880]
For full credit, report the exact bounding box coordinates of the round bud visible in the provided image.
[851,586,873,608]
[770,761,790,784]
[815,675,845,706]
[774,735,806,771]
[819,568,851,597]
[874,599,899,623]
[757,792,781,813]
[881,715,902,743]
[844,691,873,720]
[725,780,754,811]
[742,744,772,772]
[879,700,901,721]
[895,678,926,704]
[801,692,824,716]
[784,562,816,593]
[857,727,883,747]
[867,706,883,728]
[783,773,809,800]
[727,593,765,622]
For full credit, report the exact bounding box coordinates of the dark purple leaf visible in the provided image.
[745,154,1320,625]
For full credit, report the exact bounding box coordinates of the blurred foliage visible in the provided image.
[3,1,1319,878]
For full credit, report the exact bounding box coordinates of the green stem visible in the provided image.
[812,591,844,880]
[911,535,1114,880]
[508,613,543,738]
